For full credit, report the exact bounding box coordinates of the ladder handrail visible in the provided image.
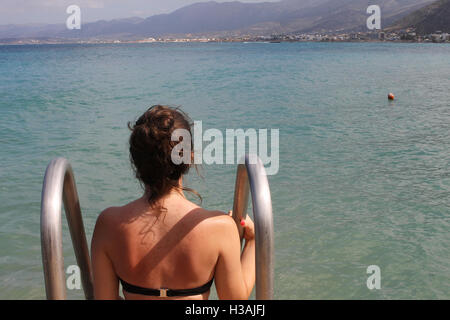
[40,157,94,300]
[232,154,274,300]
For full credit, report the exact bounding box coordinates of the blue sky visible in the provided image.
[0,0,279,25]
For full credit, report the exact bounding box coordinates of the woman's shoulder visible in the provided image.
[92,206,121,237]
[91,201,139,248]
[96,198,143,222]
[94,201,137,232]
[191,209,242,253]
[191,207,239,234]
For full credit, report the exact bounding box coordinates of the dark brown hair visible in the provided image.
[128,105,201,207]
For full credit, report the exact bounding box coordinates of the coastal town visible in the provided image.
[3,29,449,45]
[137,29,450,43]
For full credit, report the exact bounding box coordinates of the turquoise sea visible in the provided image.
[0,42,449,299]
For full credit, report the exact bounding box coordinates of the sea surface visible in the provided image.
[0,42,449,299]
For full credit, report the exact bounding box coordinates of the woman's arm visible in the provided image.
[91,210,122,300]
[214,214,255,300]
[239,217,256,297]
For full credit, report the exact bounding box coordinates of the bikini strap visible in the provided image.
[118,277,214,297]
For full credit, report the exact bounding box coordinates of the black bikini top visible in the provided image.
[118,277,214,297]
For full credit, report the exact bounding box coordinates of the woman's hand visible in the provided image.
[228,211,255,241]
[241,215,255,241]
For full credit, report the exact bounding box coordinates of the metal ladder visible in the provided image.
[40,155,274,300]
[40,158,93,300]
[231,155,274,300]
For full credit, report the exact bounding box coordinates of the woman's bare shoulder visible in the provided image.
[94,200,138,230]
[93,206,121,236]
[192,207,238,233]
[92,202,138,248]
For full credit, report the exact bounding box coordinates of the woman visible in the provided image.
[91,105,255,300]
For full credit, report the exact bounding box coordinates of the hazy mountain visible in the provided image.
[0,0,436,40]
[389,0,450,34]
[0,17,144,40]
[273,0,436,33]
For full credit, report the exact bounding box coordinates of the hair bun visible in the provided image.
[128,105,196,206]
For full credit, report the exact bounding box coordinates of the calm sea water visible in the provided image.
[0,42,449,299]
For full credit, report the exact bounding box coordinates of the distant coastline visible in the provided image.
[2,0,449,47]
[1,30,449,46]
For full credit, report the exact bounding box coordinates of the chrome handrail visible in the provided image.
[40,158,94,300]
[232,154,274,300]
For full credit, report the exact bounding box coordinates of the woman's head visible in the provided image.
[128,105,197,206]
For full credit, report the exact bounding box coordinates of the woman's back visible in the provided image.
[93,192,232,300]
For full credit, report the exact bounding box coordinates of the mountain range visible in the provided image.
[0,0,441,40]
[388,0,450,34]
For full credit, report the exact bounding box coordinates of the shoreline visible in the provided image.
[1,39,449,46]
[1,30,449,46]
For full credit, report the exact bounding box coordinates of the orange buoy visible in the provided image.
[388,93,395,100]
